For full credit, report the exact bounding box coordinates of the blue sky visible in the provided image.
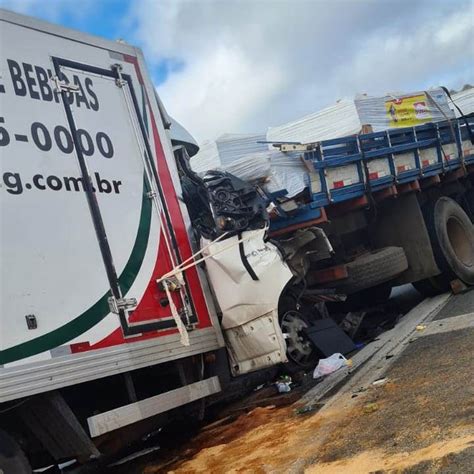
[1,0,473,142]
[0,0,187,85]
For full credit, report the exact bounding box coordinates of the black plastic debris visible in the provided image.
[304,318,356,356]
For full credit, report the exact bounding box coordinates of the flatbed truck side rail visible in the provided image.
[270,117,474,232]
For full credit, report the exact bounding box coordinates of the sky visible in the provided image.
[1,0,473,143]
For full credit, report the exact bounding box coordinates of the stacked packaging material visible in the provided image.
[189,140,220,174]
[233,150,308,199]
[189,133,267,174]
[216,133,268,164]
[191,143,307,198]
[354,88,454,131]
[451,88,474,116]
[219,152,272,183]
[266,99,361,146]
[266,88,454,145]
[263,151,308,198]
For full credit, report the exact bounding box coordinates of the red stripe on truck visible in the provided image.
[90,57,213,350]
[149,108,212,329]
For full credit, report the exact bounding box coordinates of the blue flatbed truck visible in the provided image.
[263,115,474,298]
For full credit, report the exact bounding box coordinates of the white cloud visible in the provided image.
[4,0,472,143]
[158,43,287,140]
[129,0,474,143]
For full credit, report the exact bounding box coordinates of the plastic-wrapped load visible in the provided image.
[266,89,455,148]
[219,152,271,183]
[218,150,307,199]
[190,133,267,174]
[189,140,220,173]
[451,88,474,116]
[216,133,268,164]
[354,88,454,131]
[266,99,360,146]
[262,151,308,198]
[193,148,307,199]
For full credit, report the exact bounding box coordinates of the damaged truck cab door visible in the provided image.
[202,228,293,375]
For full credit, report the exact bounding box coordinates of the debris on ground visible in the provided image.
[275,375,292,393]
[305,317,357,356]
[351,387,368,398]
[313,353,350,379]
[363,402,380,413]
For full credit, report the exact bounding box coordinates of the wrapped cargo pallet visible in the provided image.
[266,99,361,145]
[262,151,308,199]
[266,88,454,145]
[354,88,454,131]
[190,133,268,173]
[451,87,474,116]
[189,132,308,199]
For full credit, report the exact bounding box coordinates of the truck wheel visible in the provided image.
[337,247,408,294]
[280,309,318,369]
[0,429,31,474]
[278,293,319,371]
[424,197,474,286]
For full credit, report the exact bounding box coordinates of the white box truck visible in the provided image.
[0,9,294,472]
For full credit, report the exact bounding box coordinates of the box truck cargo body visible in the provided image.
[0,9,226,380]
[0,12,296,470]
[0,10,234,470]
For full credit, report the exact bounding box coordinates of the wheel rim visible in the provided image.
[280,310,315,365]
[446,217,474,267]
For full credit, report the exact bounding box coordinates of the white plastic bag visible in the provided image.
[313,353,348,379]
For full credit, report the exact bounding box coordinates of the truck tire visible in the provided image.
[424,197,474,286]
[278,293,320,371]
[0,429,31,474]
[337,247,408,294]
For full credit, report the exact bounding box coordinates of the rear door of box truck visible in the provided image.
[0,10,223,403]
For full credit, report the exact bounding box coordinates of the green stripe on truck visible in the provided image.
[0,177,152,365]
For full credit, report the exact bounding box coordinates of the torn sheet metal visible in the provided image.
[201,229,293,374]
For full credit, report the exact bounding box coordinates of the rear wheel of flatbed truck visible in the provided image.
[415,196,474,295]
[0,429,32,474]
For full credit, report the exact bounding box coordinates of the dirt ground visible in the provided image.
[139,327,474,474]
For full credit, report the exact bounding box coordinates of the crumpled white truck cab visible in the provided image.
[202,228,293,375]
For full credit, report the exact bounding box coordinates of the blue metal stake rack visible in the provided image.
[269,116,474,232]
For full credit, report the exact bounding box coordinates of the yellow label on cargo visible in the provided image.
[385,94,432,127]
